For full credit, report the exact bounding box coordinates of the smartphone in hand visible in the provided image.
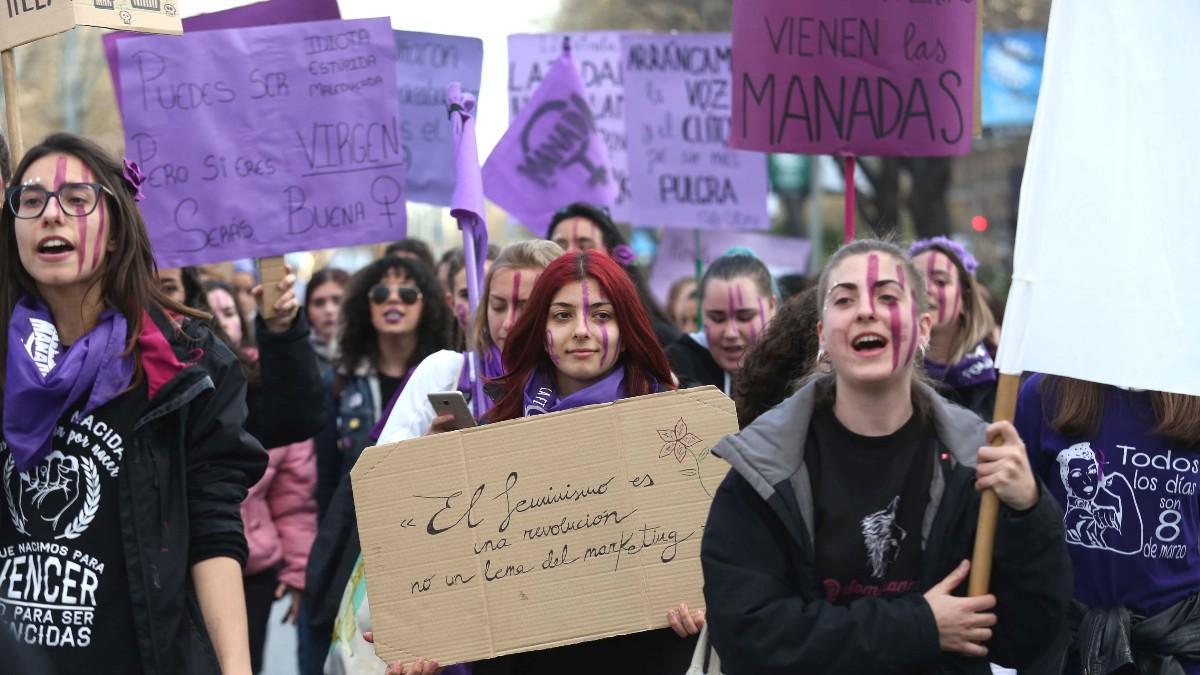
[426,391,477,431]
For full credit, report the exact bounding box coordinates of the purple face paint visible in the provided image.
[76,163,90,274]
[545,329,560,365]
[92,175,106,271]
[927,253,946,324]
[508,271,522,327]
[757,297,767,335]
[581,277,591,334]
[53,155,67,190]
[886,265,905,370]
[949,263,962,322]
[866,254,879,316]
[600,322,610,365]
[903,264,919,366]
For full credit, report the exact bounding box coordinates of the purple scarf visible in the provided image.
[925,342,997,389]
[4,295,134,472]
[522,365,629,417]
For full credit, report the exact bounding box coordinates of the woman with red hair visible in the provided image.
[377,251,702,675]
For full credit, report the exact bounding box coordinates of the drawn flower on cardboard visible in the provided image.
[658,417,702,463]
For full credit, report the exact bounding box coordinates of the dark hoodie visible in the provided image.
[701,379,1072,675]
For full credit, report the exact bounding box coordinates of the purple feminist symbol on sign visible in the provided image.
[517,95,608,189]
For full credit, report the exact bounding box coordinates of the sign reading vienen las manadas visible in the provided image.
[731,0,977,156]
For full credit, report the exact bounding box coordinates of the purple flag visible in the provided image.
[449,83,489,419]
[101,0,341,108]
[482,47,617,235]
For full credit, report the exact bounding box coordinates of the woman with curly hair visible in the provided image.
[302,255,451,674]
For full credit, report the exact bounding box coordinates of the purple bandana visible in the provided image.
[522,365,628,417]
[4,295,134,472]
[924,342,997,389]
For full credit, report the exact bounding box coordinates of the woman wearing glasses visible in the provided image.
[0,133,267,674]
[303,255,451,673]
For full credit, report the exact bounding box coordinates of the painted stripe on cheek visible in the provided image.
[866,254,879,316]
[757,297,767,335]
[888,265,904,370]
[92,186,106,271]
[904,268,919,367]
[545,329,559,365]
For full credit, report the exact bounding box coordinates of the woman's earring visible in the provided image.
[815,348,832,372]
[917,342,928,360]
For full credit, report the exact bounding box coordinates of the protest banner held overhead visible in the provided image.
[353,387,736,666]
[116,17,408,268]
[509,32,635,222]
[731,0,977,156]
[623,33,768,231]
[101,0,343,106]
[484,43,617,235]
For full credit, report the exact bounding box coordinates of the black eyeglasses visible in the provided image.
[6,183,114,220]
[369,284,421,305]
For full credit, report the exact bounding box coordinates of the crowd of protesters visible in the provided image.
[1,132,1198,675]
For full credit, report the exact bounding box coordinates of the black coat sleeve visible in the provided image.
[185,336,268,565]
[985,482,1073,668]
[245,310,328,448]
[701,471,942,675]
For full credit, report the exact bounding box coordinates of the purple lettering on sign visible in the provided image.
[116,18,407,268]
[622,32,768,231]
[731,0,976,156]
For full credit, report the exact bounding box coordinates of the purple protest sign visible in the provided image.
[483,47,617,235]
[649,229,810,305]
[395,31,483,206]
[731,0,976,156]
[508,32,636,222]
[623,33,768,231]
[102,0,341,108]
[118,18,406,268]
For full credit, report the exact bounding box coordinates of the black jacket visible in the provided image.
[701,380,1072,675]
[244,311,327,449]
[123,308,268,674]
[666,333,725,391]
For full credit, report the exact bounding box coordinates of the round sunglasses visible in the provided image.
[369,284,421,305]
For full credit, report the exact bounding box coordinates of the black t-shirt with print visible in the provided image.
[805,403,934,605]
[0,382,147,674]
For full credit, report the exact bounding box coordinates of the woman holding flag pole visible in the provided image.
[700,239,1071,675]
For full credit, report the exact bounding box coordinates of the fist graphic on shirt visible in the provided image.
[20,451,82,530]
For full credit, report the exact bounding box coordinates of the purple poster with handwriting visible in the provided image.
[623,33,768,231]
[731,0,976,156]
[508,32,636,222]
[117,18,407,268]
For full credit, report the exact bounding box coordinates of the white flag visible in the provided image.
[997,1,1200,396]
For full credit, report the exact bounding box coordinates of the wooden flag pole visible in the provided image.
[968,372,1021,596]
[2,49,25,167]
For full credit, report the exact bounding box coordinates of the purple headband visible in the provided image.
[909,236,978,275]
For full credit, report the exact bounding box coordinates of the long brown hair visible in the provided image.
[1040,376,1200,445]
[0,133,204,393]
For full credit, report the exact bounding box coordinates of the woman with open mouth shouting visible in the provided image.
[700,239,1072,675]
[667,249,778,397]
[0,133,267,674]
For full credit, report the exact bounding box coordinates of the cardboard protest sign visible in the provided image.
[0,0,181,52]
[352,387,736,665]
[623,33,768,231]
[483,47,617,234]
[102,0,343,111]
[394,30,483,206]
[649,229,810,305]
[117,18,407,268]
[509,32,634,222]
[996,1,1200,396]
[731,0,976,156]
